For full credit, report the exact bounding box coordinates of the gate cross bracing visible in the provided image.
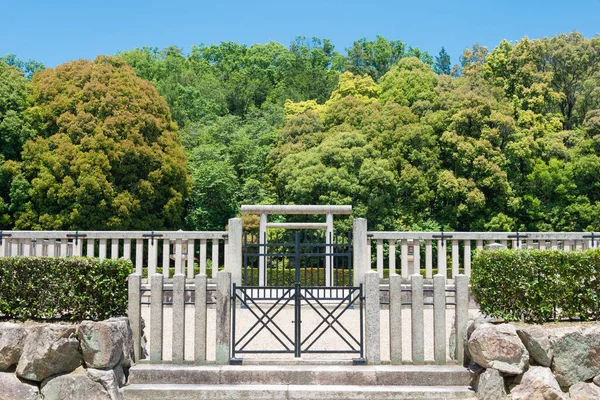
[232,205,364,364]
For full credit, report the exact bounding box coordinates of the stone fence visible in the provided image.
[127,270,471,366]
[1,218,598,285]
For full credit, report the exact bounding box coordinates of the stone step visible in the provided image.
[128,364,474,387]
[122,383,477,400]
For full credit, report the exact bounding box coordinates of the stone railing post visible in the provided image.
[172,273,185,362]
[150,274,164,363]
[365,271,380,364]
[226,218,242,286]
[216,271,231,364]
[411,274,424,364]
[353,218,368,286]
[389,274,402,364]
[433,274,446,365]
[195,274,208,363]
[455,274,469,366]
[127,273,142,362]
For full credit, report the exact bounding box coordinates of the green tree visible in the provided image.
[0,54,45,79]
[434,47,451,75]
[12,56,190,230]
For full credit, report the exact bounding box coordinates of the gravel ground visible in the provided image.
[140,304,481,363]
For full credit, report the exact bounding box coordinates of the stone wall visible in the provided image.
[0,318,135,400]
[466,318,600,399]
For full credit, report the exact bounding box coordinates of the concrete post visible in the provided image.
[401,240,408,278]
[226,218,243,286]
[411,274,424,364]
[433,274,446,365]
[127,273,142,362]
[437,240,446,278]
[463,240,471,277]
[150,274,163,363]
[172,273,185,362]
[365,271,380,364]
[325,212,333,286]
[195,274,207,362]
[258,213,267,286]
[216,271,231,364]
[389,274,402,364]
[353,218,368,286]
[455,274,469,366]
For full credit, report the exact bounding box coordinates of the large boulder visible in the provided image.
[0,372,40,400]
[40,368,110,400]
[0,323,28,370]
[517,325,553,367]
[16,324,81,381]
[468,324,529,375]
[79,320,125,369]
[509,366,567,400]
[569,382,600,400]
[550,326,600,388]
[476,368,506,400]
[87,368,124,400]
[107,317,135,368]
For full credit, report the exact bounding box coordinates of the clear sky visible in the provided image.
[2,0,600,68]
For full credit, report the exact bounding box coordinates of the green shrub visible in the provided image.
[0,257,132,321]
[242,267,353,286]
[471,249,600,323]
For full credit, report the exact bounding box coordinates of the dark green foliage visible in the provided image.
[471,249,600,323]
[242,268,353,286]
[0,257,132,321]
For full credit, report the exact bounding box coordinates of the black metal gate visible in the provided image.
[231,230,364,364]
[242,230,353,287]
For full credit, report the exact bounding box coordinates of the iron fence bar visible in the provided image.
[359,284,364,359]
[235,289,295,352]
[295,283,301,357]
[231,283,237,359]
[301,288,361,351]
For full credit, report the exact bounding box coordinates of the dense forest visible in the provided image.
[1,33,600,232]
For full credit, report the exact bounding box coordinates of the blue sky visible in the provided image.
[2,0,600,68]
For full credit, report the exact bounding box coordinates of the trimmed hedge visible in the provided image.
[471,249,600,323]
[0,257,132,321]
[242,267,353,286]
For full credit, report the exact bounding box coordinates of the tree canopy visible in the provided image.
[2,32,600,232]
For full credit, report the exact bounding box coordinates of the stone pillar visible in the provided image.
[172,273,185,362]
[150,274,163,363]
[195,274,207,362]
[325,212,333,286]
[353,218,368,286]
[411,274,424,364]
[226,218,243,286]
[433,274,446,365]
[127,273,142,362]
[365,271,380,364]
[258,213,267,286]
[216,271,231,364]
[455,274,469,366]
[389,274,402,364]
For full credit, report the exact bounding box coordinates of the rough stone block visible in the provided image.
[0,372,39,400]
[0,322,28,371]
[16,324,81,382]
[550,326,600,388]
[476,368,506,400]
[468,323,529,375]
[40,367,111,400]
[79,320,124,369]
[569,382,600,400]
[517,325,553,367]
[88,367,124,400]
[509,366,566,400]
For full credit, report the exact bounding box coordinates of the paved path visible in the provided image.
[141,305,480,363]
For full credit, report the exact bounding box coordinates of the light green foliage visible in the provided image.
[0,257,132,320]
[10,56,190,230]
[471,249,600,323]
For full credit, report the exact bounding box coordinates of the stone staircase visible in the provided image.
[122,364,476,400]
